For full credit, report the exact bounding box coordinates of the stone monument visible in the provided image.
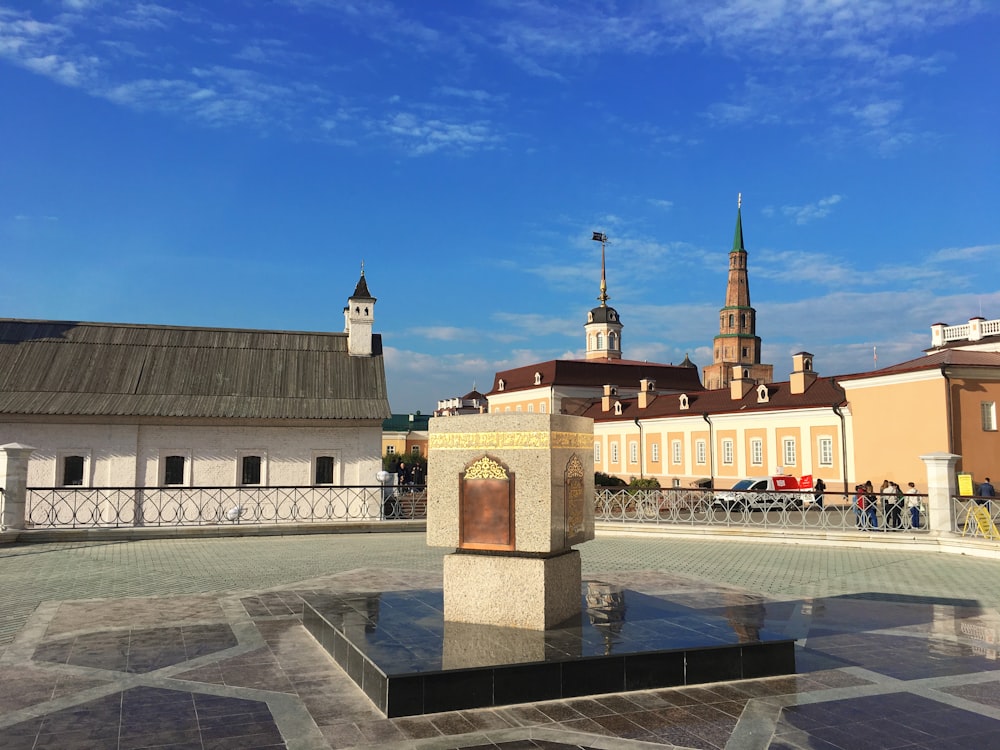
[427,412,594,630]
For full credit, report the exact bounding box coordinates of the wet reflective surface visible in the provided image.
[301,583,795,715]
[2,535,1000,748]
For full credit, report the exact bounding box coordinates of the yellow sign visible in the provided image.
[958,473,975,496]
[962,505,1000,540]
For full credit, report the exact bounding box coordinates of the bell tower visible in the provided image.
[584,232,623,360]
[344,262,376,357]
[702,195,773,390]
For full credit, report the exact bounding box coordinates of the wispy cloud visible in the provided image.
[780,195,844,225]
[378,111,504,155]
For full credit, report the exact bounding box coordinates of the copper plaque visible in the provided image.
[564,454,585,546]
[459,456,515,551]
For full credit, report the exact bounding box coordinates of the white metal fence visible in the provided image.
[25,485,427,528]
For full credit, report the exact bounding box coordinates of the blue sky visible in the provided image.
[2,1,998,415]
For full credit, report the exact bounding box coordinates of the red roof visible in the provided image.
[487,358,704,396]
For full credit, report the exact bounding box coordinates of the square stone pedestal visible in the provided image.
[443,550,581,630]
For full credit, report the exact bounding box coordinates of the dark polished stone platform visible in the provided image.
[302,580,796,717]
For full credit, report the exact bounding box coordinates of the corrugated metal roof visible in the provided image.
[0,319,390,420]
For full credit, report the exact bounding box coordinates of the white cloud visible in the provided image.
[780,195,843,225]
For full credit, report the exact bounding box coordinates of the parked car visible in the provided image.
[711,476,803,510]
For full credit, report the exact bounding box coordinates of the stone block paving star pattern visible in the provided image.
[1,532,1000,748]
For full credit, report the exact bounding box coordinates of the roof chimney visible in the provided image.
[602,384,618,412]
[790,352,817,395]
[730,365,754,400]
[638,378,656,409]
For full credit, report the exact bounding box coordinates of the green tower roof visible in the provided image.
[732,203,745,253]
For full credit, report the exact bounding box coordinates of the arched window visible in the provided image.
[596,333,603,349]
[729,313,734,328]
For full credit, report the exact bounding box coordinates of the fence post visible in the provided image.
[1,443,37,531]
[920,451,961,534]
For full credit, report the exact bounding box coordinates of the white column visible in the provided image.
[1,443,37,531]
[920,451,961,534]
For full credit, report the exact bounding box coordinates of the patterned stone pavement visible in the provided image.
[1,532,1000,749]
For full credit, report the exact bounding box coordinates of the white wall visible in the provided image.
[0,421,382,487]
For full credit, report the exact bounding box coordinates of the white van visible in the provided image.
[711,476,803,510]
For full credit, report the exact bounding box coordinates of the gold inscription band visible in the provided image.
[430,431,592,451]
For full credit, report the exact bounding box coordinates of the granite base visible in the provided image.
[301,582,796,717]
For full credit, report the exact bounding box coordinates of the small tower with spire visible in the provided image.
[702,195,773,390]
[344,262,376,357]
[584,232,623,360]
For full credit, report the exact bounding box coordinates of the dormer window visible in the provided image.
[498,379,505,391]
[588,311,594,322]
[757,385,769,403]
[534,372,542,385]
[679,394,689,410]
[614,401,623,415]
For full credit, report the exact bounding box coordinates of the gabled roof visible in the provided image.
[583,376,846,422]
[461,389,486,401]
[488,358,704,396]
[837,349,1000,382]
[0,319,390,420]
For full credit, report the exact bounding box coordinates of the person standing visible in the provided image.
[978,477,996,502]
[865,480,879,530]
[887,481,904,530]
[906,482,921,529]
[813,478,826,509]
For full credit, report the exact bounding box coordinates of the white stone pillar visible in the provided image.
[920,452,961,534]
[1,443,37,531]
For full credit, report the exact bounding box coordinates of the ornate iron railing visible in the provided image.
[25,485,427,529]
[595,488,929,533]
[953,496,1000,540]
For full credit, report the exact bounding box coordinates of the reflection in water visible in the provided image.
[586,582,627,655]
[723,593,766,642]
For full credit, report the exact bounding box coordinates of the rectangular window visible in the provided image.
[750,438,763,466]
[386,445,395,454]
[515,405,522,412]
[722,439,734,466]
[62,455,85,486]
[629,441,638,464]
[818,437,834,466]
[411,445,421,456]
[611,443,619,464]
[164,455,186,486]
[527,403,534,412]
[594,442,601,463]
[315,456,335,484]
[651,443,659,463]
[983,401,997,431]
[696,440,706,465]
[783,438,797,467]
[672,440,681,465]
[241,455,262,485]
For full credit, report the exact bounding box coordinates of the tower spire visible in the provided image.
[585,230,621,360]
[592,231,609,305]
[732,193,745,253]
